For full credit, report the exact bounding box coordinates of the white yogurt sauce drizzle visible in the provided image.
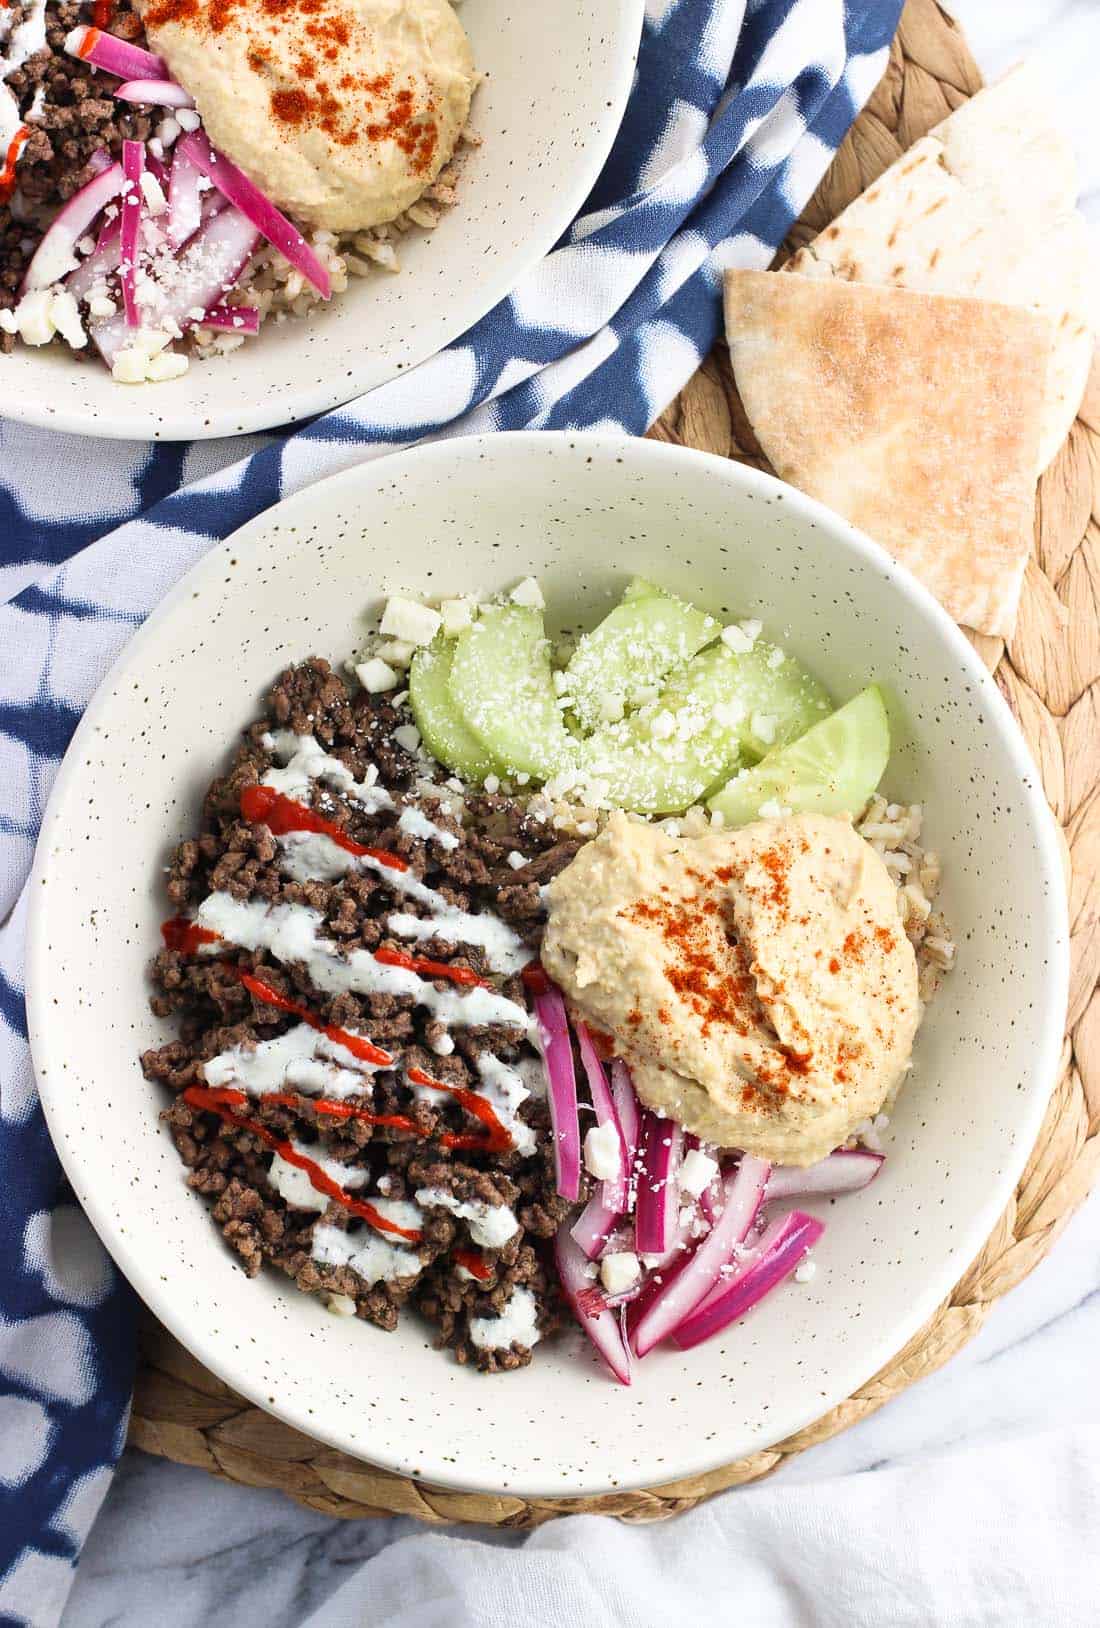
[311,1220,421,1287]
[468,1286,541,1351]
[397,806,460,851]
[262,731,397,815]
[257,733,528,976]
[268,1143,368,1211]
[203,1023,385,1100]
[414,1187,519,1250]
[195,892,531,1032]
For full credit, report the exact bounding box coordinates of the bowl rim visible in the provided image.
[26,432,1071,1493]
[1,0,644,443]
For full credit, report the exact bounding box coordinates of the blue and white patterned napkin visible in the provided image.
[0,2,900,1620]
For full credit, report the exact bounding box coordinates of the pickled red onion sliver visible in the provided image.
[631,1154,770,1357]
[64,24,167,81]
[765,1148,885,1202]
[65,217,120,301]
[191,303,260,335]
[555,1222,631,1386]
[634,1111,683,1256]
[120,139,145,327]
[175,129,331,298]
[166,143,203,250]
[669,1211,824,1351]
[114,78,196,109]
[534,984,580,1202]
[91,205,260,366]
[574,1020,629,1207]
[22,161,124,292]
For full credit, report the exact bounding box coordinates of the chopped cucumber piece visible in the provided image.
[571,640,832,816]
[563,578,719,732]
[710,636,833,763]
[707,685,890,827]
[449,605,574,780]
[569,645,747,815]
[409,641,503,783]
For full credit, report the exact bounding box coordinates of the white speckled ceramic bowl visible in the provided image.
[2,0,642,442]
[28,433,1068,1496]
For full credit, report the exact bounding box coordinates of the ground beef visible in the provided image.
[143,659,580,1370]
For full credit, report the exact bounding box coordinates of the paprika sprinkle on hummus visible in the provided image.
[137,0,476,230]
[541,811,920,1166]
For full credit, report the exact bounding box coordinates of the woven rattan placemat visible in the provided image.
[127,0,1100,1524]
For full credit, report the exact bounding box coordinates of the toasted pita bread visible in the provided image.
[723,270,1051,637]
[785,63,1097,473]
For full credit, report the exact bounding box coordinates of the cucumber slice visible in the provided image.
[448,605,574,780]
[706,686,890,827]
[713,637,833,763]
[563,578,719,732]
[409,641,503,783]
[569,645,742,815]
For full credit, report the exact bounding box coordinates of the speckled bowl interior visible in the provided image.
[28,433,1069,1496]
[2,0,642,441]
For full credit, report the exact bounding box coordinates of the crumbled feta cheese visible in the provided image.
[679,1148,719,1199]
[794,1259,817,1284]
[157,115,181,149]
[483,774,500,795]
[758,799,784,819]
[355,657,398,694]
[88,295,117,319]
[0,309,15,335]
[767,646,785,670]
[440,596,474,636]
[709,809,725,829]
[598,692,625,723]
[600,1251,641,1295]
[750,712,777,746]
[713,698,746,729]
[140,171,168,216]
[650,709,676,740]
[393,724,421,754]
[14,289,56,346]
[376,1174,394,1195]
[49,290,86,349]
[75,236,95,257]
[145,350,189,382]
[176,108,201,132]
[515,771,530,786]
[380,596,441,647]
[377,638,415,668]
[506,851,528,870]
[509,575,545,609]
[583,1122,622,1182]
[720,624,752,654]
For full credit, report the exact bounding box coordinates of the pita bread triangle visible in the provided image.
[784,62,1098,476]
[723,269,1050,638]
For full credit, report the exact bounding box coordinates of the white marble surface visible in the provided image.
[61,4,1100,1623]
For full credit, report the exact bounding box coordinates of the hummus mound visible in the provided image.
[542,812,920,1166]
[140,0,476,232]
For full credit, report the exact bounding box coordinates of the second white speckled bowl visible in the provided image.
[1,0,642,441]
[28,433,1068,1495]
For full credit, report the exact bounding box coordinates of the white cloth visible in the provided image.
[303,1426,1100,1627]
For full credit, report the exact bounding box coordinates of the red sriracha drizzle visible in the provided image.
[521,961,551,996]
[237,969,393,1067]
[406,1066,512,1154]
[181,1085,423,1241]
[452,1248,491,1282]
[373,945,488,989]
[162,917,220,955]
[239,783,409,870]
